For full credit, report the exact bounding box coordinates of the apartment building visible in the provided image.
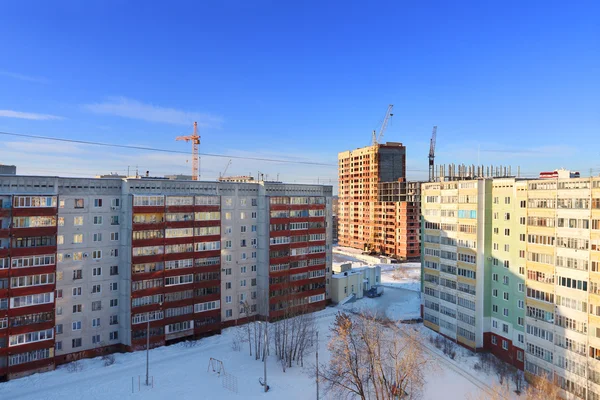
[0,175,332,381]
[421,174,600,400]
[338,142,420,260]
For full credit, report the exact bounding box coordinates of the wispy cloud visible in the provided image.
[0,110,63,120]
[83,97,223,127]
[0,70,49,84]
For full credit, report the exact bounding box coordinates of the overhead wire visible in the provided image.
[0,130,429,172]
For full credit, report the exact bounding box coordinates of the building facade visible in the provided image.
[338,142,420,260]
[421,175,600,399]
[0,175,332,380]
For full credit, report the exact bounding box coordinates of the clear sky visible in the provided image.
[0,1,598,192]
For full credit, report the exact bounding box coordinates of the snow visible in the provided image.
[0,247,518,400]
[333,246,421,292]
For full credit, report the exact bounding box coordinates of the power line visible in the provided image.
[0,130,431,173]
[0,130,336,167]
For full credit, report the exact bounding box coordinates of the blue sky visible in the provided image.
[0,1,598,191]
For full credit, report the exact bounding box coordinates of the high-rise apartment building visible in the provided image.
[0,175,332,380]
[421,174,600,399]
[338,142,420,259]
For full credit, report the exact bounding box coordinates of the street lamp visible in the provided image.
[258,321,268,392]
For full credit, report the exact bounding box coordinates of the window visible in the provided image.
[112,198,120,207]
[110,232,119,241]
[493,289,498,297]
[92,284,101,294]
[56,324,63,334]
[92,301,101,311]
[240,279,246,287]
[518,283,524,292]
[56,306,63,315]
[72,321,82,331]
[92,318,101,327]
[72,338,82,348]
[73,304,82,313]
[72,286,82,296]
[241,226,247,233]
[109,331,118,341]
[503,308,509,317]
[94,199,103,207]
[518,317,524,326]
[225,309,232,318]
[502,340,508,350]
[492,273,498,282]
[111,216,119,225]
[93,216,103,225]
[93,233,102,242]
[110,265,118,275]
[57,235,64,245]
[518,300,524,309]
[504,229,510,236]
[503,276,509,285]
[225,282,232,289]
[92,334,101,344]
[110,315,118,325]
[225,296,232,304]
[73,234,83,244]
[240,266,246,273]
[503,292,509,301]
[110,282,118,291]
[75,199,84,208]
[492,304,498,313]
[491,336,497,345]
[93,267,102,276]
[92,250,102,260]
[56,341,62,350]
[110,299,118,307]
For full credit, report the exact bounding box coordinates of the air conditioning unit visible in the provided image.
[83,253,88,258]
[65,254,71,258]
[111,206,118,210]
[253,245,257,248]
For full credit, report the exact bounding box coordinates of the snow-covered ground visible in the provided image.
[1,247,516,400]
[333,246,421,292]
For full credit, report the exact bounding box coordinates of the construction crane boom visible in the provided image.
[176,121,201,180]
[372,104,394,146]
[221,159,232,178]
[428,126,437,182]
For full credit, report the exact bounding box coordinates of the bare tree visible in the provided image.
[319,311,432,399]
[512,368,524,394]
[523,373,561,400]
[231,327,246,352]
[271,301,317,372]
[65,352,84,373]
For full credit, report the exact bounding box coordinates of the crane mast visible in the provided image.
[371,104,394,146]
[428,126,437,182]
[176,121,201,180]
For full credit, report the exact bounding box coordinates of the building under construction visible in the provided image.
[338,142,421,260]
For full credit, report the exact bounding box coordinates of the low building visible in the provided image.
[0,164,16,175]
[330,263,381,303]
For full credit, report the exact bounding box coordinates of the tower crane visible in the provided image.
[371,104,394,146]
[176,121,201,180]
[428,126,437,182]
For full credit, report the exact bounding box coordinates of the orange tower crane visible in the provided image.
[176,121,201,180]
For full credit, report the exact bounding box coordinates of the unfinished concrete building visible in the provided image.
[338,142,420,260]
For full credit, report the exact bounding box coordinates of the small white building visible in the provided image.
[331,263,381,303]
